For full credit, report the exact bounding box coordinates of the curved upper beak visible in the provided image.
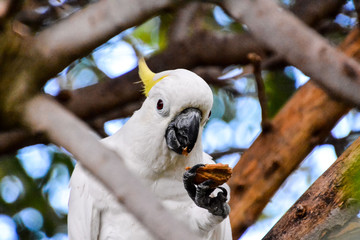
[165,108,202,156]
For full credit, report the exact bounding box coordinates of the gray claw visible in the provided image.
[183,167,230,218]
[183,164,206,201]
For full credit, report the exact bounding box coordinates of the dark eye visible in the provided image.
[208,110,212,118]
[157,99,164,110]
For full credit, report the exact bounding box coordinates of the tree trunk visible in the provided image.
[263,135,360,240]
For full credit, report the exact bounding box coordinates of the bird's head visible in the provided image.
[138,58,213,158]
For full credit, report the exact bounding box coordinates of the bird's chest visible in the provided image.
[97,177,196,240]
[148,176,191,203]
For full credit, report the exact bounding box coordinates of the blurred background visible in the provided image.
[1,0,360,239]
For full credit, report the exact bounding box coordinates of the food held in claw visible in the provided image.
[185,163,232,188]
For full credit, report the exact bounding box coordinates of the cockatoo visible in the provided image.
[68,59,232,239]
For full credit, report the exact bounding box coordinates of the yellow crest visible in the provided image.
[138,58,162,96]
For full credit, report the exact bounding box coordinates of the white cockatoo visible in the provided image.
[68,58,232,240]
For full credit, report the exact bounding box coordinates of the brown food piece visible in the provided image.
[185,163,233,188]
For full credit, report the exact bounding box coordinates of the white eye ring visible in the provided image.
[155,98,169,117]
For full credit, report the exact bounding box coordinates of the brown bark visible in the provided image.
[223,0,360,106]
[262,136,360,240]
[228,28,360,239]
[291,0,345,27]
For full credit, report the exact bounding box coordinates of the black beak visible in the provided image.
[165,108,202,156]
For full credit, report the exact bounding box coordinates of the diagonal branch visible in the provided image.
[23,95,200,240]
[222,0,360,107]
[263,135,360,239]
[226,27,360,239]
[32,0,184,87]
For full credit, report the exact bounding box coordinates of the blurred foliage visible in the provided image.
[130,14,173,54]
[264,70,296,118]
[0,147,73,239]
[61,56,106,89]
[208,6,245,33]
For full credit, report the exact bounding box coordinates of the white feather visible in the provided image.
[68,69,232,239]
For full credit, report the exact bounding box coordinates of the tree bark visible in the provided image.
[263,135,360,240]
[0,0,182,129]
[223,0,360,106]
[33,0,183,77]
[228,28,360,239]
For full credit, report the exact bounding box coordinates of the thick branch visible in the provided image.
[223,0,360,107]
[0,0,23,27]
[0,0,183,129]
[263,136,360,239]
[290,0,345,27]
[227,28,360,239]
[23,95,200,240]
[33,0,182,79]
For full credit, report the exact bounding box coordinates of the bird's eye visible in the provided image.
[157,99,164,110]
[208,110,212,118]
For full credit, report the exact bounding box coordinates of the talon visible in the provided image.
[217,186,228,196]
[215,187,228,202]
[183,164,206,201]
[185,164,205,174]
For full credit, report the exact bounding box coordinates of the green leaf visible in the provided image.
[264,71,296,118]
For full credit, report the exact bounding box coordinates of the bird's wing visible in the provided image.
[68,164,101,240]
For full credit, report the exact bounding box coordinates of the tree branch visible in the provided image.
[263,136,360,239]
[290,0,346,27]
[223,0,360,107]
[325,130,360,156]
[247,53,271,131]
[0,0,23,27]
[353,0,360,26]
[23,94,200,240]
[210,148,246,160]
[227,27,360,239]
[33,0,183,79]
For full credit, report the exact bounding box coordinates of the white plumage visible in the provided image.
[68,66,232,239]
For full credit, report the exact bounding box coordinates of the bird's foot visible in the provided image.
[183,164,230,218]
